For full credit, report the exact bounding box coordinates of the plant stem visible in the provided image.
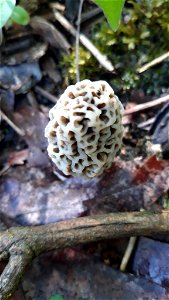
[75,0,84,82]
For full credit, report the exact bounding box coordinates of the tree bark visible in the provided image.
[1,211,169,300]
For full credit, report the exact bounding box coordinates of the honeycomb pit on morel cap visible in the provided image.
[45,80,124,179]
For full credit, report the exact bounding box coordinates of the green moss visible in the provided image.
[61,47,99,83]
[61,0,169,95]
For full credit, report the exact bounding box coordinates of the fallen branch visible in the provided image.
[1,211,169,300]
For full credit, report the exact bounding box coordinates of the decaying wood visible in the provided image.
[1,211,169,300]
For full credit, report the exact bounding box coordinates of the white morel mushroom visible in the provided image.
[45,80,124,179]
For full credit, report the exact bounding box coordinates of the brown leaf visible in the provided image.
[7,149,28,166]
[14,105,50,168]
[30,17,71,53]
[86,156,169,214]
[133,155,168,184]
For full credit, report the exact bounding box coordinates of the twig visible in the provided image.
[50,2,65,11]
[137,51,169,73]
[120,236,137,272]
[1,211,169,299]
[0,110,25,136]
[52,8,114,72]
[76,7,102,26]
[137,117,155,129]
[27,91,39,109]
[0,164,10,177]
[123,94,169,116]
[75,0,84,82]
[35,86,58,103]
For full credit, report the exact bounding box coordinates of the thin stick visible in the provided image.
[76,7,102,26]
[137,51,169,73]
[123,94,169,116]
[27,91,39,109]
[0,110,25,136]
[0,164,10,177]
[75,0,84,82]
[52,8,114,72]
[50,2,65,12]
[137,117,155,129]
[120,236,137,272]
[35,86,58,103]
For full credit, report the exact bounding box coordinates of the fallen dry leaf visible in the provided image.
[0,166,98,225]
[0,155,168,226]
[7,149,28,166]
[86,155,169,214]
[132,155,168,184]
[14,105,50,168]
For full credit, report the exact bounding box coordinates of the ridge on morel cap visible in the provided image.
[45,80,124,179]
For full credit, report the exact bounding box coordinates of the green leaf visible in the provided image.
[49,295,64,300]
[94,0,125,31]
[0,0,16,28]
[11,5,30,25]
